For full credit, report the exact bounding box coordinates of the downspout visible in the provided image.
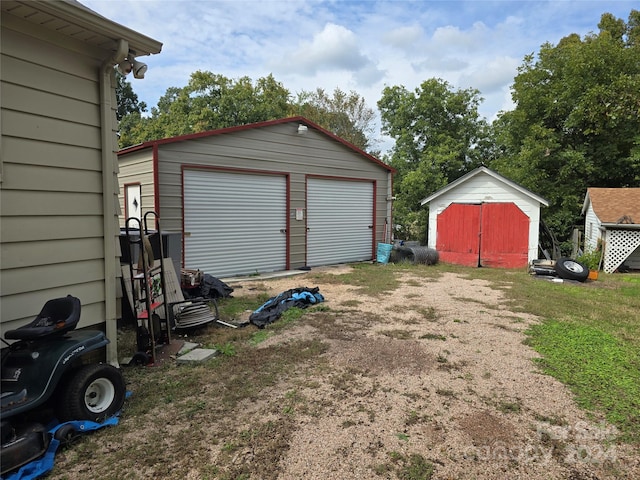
[100,39,128,366]
[386,170,394,244]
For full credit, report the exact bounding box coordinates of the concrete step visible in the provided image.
[176,347,218,364]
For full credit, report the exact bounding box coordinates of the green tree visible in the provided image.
[115,73,147,121]
[118,72,291,148]
[291,87,377,152]
[490,10,640,243]
[378,78,486,241]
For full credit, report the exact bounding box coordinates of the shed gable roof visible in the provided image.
[582,188,640,225]
[419,166,549,206]
[118,116,394,173]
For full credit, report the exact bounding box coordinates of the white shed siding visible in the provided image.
[0,15,115,332]
[427,173,541,263]
[583,204,602,253]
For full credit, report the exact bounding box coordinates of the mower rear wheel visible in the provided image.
[57,364,126,422]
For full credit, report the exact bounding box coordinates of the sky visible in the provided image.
[82,0,637,152]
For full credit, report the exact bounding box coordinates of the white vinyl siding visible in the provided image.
[307,178,374,266]
[583,204,602,253]
[183,169,287,277]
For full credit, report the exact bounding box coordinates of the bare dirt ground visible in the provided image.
[225,265,639,479]
[50,264,639,479]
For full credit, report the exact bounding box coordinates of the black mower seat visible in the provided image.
[4,295,81,341]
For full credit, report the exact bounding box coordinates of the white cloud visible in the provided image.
[431,21,490,52]
[271,23,376,76]
[459,56,521,94]
[412,56,469,73]
[383,25,424,49]
[80,0,639,151]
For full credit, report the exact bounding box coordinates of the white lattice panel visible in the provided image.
[604,229,640,273]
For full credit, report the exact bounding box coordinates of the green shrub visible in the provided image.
[577,249,602,270]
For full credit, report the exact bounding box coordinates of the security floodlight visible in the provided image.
[116,60,132,75]
[132,59,148,79]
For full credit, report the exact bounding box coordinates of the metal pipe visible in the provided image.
[99,39,128,366]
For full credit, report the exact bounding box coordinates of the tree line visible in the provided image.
[117,10,640,252]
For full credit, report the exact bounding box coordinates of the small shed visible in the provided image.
[0,0,162,363]
[420,166,548,268]
[581,187,640,273]
[117,117,395,277]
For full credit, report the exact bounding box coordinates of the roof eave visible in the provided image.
[28,0,162,55]
[581,191,591,215]
[600,222,640,229]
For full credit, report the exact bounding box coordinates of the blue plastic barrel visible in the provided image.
[376,243,393,264]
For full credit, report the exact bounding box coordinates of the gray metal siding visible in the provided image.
[0,16,115,331]
[118,150,156,228]
[119,121,391,271]
[307,178,374,266]
[183,169,287,277]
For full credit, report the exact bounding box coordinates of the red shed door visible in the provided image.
[436,203,529,268]
[480,203,529,268]
[436,204,481,267]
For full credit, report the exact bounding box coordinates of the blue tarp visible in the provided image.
[249,287,324,328]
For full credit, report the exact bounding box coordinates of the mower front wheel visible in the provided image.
[54,424,81,447]
[57,364,126,423]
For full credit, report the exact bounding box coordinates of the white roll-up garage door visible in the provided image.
[307,178,374,266]
[183,169,287,277]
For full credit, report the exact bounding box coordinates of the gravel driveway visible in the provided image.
[50,264,639,479]
[228,265,639,479]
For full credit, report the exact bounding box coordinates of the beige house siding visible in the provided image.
[119,120,392,272]
[1,1,161,368]
[1,17,112,332]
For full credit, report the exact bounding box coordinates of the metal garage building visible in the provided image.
[117,117,394,277]
[420,167,548,268]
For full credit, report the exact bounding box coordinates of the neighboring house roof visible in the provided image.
[582,187,640,226]
[419,166,549,206]
[1,0,162,56]
[118,116,395,173]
